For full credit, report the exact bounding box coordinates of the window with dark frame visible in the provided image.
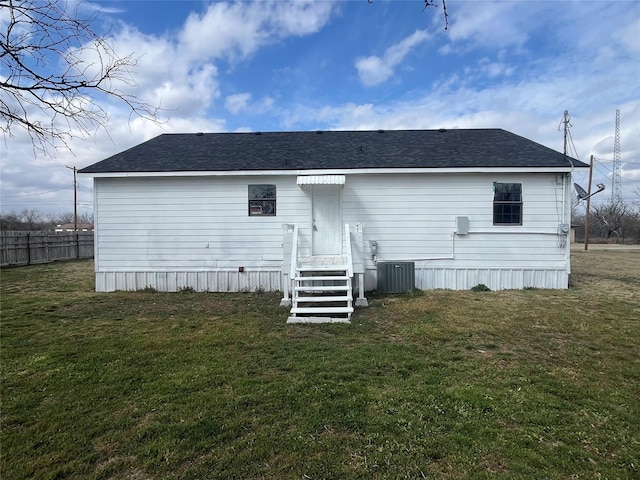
[493,182,522,225]
[248,185,276,216]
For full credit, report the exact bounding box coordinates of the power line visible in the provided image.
[593,160,612,179]
[0,186,72,197]
[619,175,640,183]
[593,151,639,182]
[567,128,581,162]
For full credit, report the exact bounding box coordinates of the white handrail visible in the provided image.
[344,223,353,278]
[289,224,299,280]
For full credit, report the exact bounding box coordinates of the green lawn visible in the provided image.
[1,251,639,479]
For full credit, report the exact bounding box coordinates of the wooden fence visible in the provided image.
[0,231,94,267]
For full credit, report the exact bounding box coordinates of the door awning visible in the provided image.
[296,175,346,186]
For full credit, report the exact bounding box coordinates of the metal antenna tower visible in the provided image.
[611,109,622,202]
[561,110,571,161]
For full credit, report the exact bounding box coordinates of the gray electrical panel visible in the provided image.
[377,262,415,293]
[456,216,469,235]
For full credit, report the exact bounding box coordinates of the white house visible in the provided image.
[79,129,588,322]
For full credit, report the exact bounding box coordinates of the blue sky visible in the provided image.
[1,0,639,215]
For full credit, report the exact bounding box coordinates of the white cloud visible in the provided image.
[355,30,430,86]
[317,103,379,129]
[98,25,220,119]
[442,1,533,52]
[180,0,334,62]
[354,56,393,87]
[615,16,640,54]
[180,2,266,61]
[225,93,252,114]
[270,0,336,37]
[262,97,275,109]
[477,57,514,78]
[80,2,124,15]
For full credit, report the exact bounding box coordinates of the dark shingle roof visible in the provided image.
[79,129,587,174]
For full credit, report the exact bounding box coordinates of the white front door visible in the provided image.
[312,186,342,255]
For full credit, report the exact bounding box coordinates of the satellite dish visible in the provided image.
[574,183,589,199]
[574,183,606,201]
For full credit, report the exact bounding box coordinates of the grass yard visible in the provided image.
[1,251,639,479]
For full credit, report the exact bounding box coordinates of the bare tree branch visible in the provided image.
[422,1,448,30]
[0,0,160,155]
[368,0,449,30]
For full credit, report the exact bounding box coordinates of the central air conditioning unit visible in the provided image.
[377,262,415,293]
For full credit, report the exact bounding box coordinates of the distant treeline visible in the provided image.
[0,209,93,231]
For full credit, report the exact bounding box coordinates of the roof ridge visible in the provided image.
[159,127,506,136]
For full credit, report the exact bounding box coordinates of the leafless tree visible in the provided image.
[0,0,159,155]
[47,211,72,225]
[19,207,42,229]
[368,0,449,29]
[0,211,21,230]
[1,208,94,230]
[591,201,635,243]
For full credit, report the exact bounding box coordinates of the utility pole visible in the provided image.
[66,165,77,231]
[584,155,594,251]
[562,110,570,161]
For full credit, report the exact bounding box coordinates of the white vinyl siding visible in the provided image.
[341,173,570,289]
[92,171,571,291]
[95,176,308,271]
[342,173,566,263]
